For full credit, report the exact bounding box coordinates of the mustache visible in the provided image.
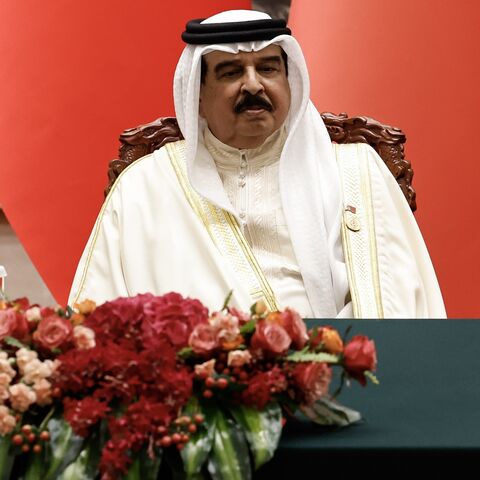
[234,94,273,113]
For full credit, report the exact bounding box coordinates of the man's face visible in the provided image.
[199,44,291,149]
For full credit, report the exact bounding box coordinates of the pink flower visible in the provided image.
[291,362,332,405]
[0,308,29,342]
[0,355,16,379]
[0,405,16,435]
[251,320,291,356]
[22,358,57,384]
[33,379,53,406]
[73,325,96,350]
[227,350,252,367]
[25,306,42,322]
[0,373,11,402]
[279,308,308,350]
[227,307,251,325]
[194,359,216,378]
[189,324,218,355]
[16,348,38,372]
[34,314,73,351]
[9,383,36,412]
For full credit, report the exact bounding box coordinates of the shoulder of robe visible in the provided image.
[106,140,185,200]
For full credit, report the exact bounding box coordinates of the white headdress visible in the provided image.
[173,10,349,317]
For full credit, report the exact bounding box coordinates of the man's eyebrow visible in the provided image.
[257,55,282,64]
[213,55,283,75]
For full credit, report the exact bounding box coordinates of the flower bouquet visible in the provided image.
[0,292,377,479]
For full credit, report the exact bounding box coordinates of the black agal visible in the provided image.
[182,18,291,45]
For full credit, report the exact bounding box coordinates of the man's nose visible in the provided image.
[240,68,264,95]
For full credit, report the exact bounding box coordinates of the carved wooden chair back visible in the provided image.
[106,113,416,211]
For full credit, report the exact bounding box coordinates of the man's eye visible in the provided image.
[259,66,277,73]
[222,70,240,78]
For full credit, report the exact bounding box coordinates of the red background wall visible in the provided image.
[289,0,480,317]
[1,1,479,316]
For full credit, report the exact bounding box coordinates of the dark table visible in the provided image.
[256,320,480,477]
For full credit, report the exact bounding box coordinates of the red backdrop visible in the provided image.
[290,0,480,317]
[1,1,479,316]
[0,0,249,304]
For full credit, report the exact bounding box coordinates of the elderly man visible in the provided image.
[69,10,446,318]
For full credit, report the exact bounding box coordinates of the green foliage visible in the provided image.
[286,350,339,364]
[230,403,282,470]
[207,410,251,480]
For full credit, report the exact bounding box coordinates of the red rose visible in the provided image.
[251,320,291,356]
[343,335,377,386]
[0,308,29,342]
[291,362,332,405]
[188,324,218,355]
[279,309,308,349]
[34,314,73,350]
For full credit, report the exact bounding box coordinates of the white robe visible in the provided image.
[69,140,446,318]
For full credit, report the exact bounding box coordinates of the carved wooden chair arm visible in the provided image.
[106,113,416,211]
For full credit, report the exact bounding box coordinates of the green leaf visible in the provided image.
[239,320,256,336]
[207,410,251,480]
[230,403,282,470]
[364,371,380,385]
[286,351,339,363]
[139,448,162,480]
[23,449,47,480]
[181,399,215,478]
[301,396,362,427]
[178,346,195,359]
[3,336,28,349]
[57,421,106,480]
[221,290,234,311]
[43,417,85,480]
[0,436,15,480]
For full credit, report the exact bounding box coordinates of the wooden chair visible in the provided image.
[106,113,416,211]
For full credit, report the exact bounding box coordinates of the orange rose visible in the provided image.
[311,326,344,354]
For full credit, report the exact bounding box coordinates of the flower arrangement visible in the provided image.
[0,293,377,479]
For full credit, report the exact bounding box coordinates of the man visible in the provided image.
[69,10,446,318]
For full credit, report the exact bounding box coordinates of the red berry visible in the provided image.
[193,414,204,424]
[27,433,36,443]
[222,368,230,375]
[188,424,197,434]
[21,444,30,453]
[12,434,23,446]
[181,434,189,443]
[171,433,182,444]
[33,444,42,454]
[160,436,172,447]
[216,378,228,389]
[205,377,215,388]
[21,425,32,435]
[39,431,50,441]
[239,371,249,381]
[203,389,213,399]
[157,426,167,435]
[52,387,62,398]
[176,443,185,450]
[196,370,209,380]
